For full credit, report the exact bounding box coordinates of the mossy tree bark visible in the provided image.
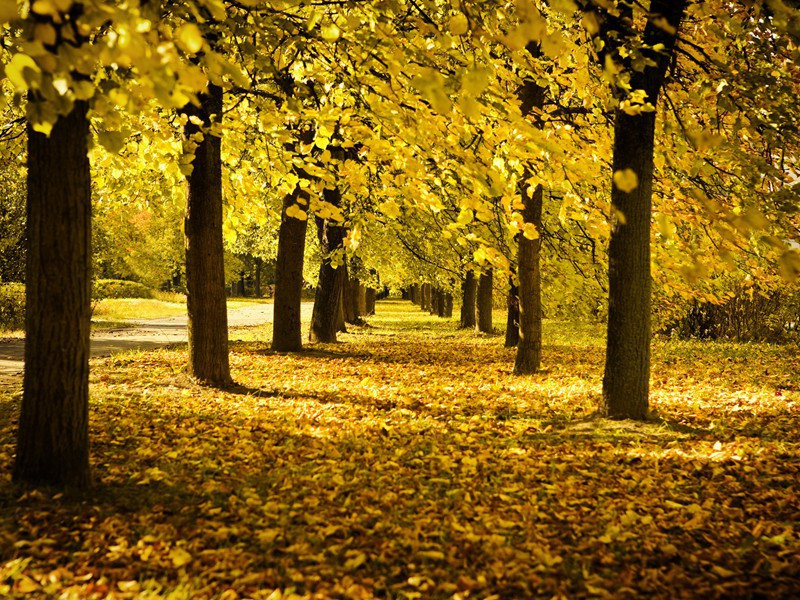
[183,84,231,386]
[14,101,92,490]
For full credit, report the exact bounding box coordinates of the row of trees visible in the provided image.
[3,0,799,489]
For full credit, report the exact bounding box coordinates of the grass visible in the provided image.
[0,300,798,598]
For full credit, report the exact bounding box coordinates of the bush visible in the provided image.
[0,283,25,331]
[93,279,153,300]
[662,286,800,343]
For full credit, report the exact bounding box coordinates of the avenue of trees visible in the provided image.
[1,0,799,489]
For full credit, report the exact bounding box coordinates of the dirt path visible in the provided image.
[0,301,315,378]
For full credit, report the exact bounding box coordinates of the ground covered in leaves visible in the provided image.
[1,301,799,599]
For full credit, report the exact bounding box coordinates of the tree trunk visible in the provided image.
[514,58,546,372]
[429,287,439,315]
[515,184,543,373]
[183,84,230,386]
[310,211,347,343]
[254,257,262,298]
[505,278,520,348]
[336,275,348,333]
[271,186,308,352]
[420,283,430,311]
[460,271,477,329]
[444,292,453,318]
[437,289,446,317]
[602,0,686,419]
[410,284,419,304]
[365,287,376,315]
[476,270,493,333]
[357,284,367,315]
[14,101,92,490]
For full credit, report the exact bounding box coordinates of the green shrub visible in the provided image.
[0,283,25,331]
[93,279,153,300]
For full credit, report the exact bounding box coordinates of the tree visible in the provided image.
[597,0,688,418]
[272,182,310,352]
[460,271,477,329]
[476,270,494,333]
[183,84,231,386]
[14,100,92,490]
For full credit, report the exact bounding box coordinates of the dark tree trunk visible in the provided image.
[460,271,477,329]
[514,57,546,373]
[365,287,376,315]
[336,275,347,333]
[344,268,360,325]
[420,283,430,311]
[310,208,346,343]
[14,101,92,490]
[476,270,493,333]
[515,184,543,373]
[183,84,230,386]
[357,284,367,316]
[429,288,439,315]
[505,278,520,348]
[437,289,446,317]
[410,284,419,304]
[444,292,453,318]
[602,0,686,419]
[272,186,308,352]
[254,257,262,298]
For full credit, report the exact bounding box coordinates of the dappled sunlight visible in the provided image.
[0,301,798,598]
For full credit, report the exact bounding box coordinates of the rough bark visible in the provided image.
[505,278,520,348]
[602,0,687,419]
[476,270,494,333]
[514,184,543,373]
[271,186,308,352]
[365,287,376,315]
[430,288,439,315]
[14,101,92,490]
[183,84,230,386]
[420,283,430,311]
[310,200,347,343]
[460,271,477,329]
[437,289,446,318]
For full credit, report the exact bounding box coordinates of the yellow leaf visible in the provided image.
[418,550,445,560]
[344,551,367,570]
[118,581,141,592]
[711,565,736,578]
[176,23,204,54]
[285,204,307,221]
[448,12,468,36]
[16,577,39,593]
[169,547,192,568]
[613,169,638,193]
[5,53,41,91]
[321,23,340,42]
[521,222,539,240]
